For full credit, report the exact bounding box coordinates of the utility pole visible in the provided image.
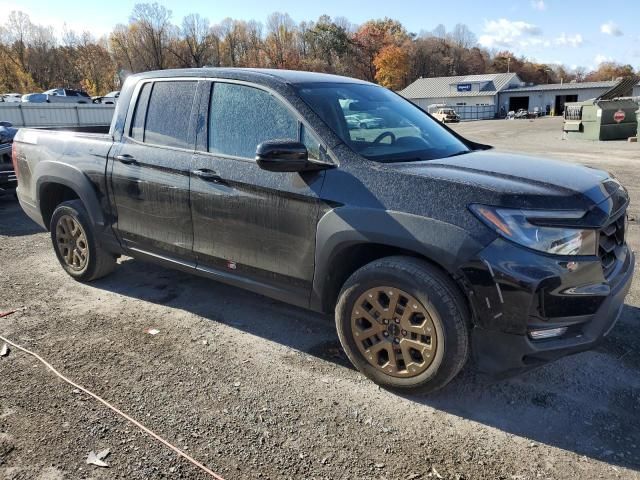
[507,57,511,73]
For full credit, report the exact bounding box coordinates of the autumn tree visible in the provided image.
[75,36,118,95]
[0,53,37,92]
[0,6,636,96]
[353,18,409,81]
[374,45,409,90]
[300,15,353,74]
[585,62,635,81]
[264,12,299,68]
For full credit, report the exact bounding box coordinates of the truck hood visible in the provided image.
[390,150,627,217]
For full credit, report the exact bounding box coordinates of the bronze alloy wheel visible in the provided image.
[351,286,439,378]
[55,214,89,271]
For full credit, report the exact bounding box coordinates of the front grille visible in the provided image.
[598,212,626,277]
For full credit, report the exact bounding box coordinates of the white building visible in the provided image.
[499,81,640,116]
[399,73,640,119]
[398,73,523,119]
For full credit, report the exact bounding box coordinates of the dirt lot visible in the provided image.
[1,116,639,479]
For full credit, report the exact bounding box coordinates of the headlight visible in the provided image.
[470,205,597,256]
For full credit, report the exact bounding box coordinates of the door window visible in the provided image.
[130,82,152,141]
[144,81,197,149]
[208,83,298,158]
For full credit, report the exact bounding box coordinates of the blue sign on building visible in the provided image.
[456,83,472,92]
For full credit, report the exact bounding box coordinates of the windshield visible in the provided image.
[296,83,470,163]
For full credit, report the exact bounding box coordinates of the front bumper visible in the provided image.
[461,238,635,376]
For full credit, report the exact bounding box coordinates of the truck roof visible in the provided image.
[127,68,373,86]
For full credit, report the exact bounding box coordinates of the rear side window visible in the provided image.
[130,83,152,141]
[144,81,197,149]
[208,82,298,158]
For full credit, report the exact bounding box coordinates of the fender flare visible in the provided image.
[35,161,106,230]
[311,207,487,311]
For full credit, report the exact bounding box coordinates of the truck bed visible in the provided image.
[13,126,114,224]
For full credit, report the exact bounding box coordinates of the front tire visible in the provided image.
[50,200,117,281]
[335,256,469,394]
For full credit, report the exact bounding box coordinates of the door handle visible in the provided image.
[191,168,222,181]
[116,154,137,165]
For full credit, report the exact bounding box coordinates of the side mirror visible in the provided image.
[256,140,310,172]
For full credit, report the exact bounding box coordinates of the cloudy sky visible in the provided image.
[1,0,637,70]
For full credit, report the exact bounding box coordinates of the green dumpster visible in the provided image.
[563,98,638,140]
[563,76,639,140]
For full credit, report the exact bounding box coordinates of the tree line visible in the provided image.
[0,3,636,96]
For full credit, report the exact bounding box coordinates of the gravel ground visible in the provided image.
[1,116,639,479]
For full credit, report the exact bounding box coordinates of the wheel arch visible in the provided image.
[35,163,106,231]
[311,208,486,315]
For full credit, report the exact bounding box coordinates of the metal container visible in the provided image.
[563,77,639,140]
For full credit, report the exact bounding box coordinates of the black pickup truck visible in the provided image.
[13,69,634,393]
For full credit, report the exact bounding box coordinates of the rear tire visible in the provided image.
[335,256,469,394]
[50,200,117,281]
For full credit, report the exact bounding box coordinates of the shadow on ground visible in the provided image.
[89,256,640,472]
[0,196,43,237]
[3,203,639,472]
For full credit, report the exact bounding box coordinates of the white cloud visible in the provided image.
[594,54,613,65]
[520,38,551,48]
[555,33,583,47]
[531,0,546,11]
[478,18,542,49]
[600,21,623,36]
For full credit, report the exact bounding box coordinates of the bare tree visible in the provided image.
[0,11,34,70]
[130,2,173,70]
[264,12,298,68]
[177,14,217,67]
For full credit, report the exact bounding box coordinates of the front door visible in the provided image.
[189,81,327,298]
[110,80,199,262]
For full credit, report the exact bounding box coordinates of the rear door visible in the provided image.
[110,79,199,262]
[189,80,328,300]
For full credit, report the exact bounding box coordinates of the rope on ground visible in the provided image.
[0,312,226,480]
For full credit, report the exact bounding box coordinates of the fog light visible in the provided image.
[528,327,568,340]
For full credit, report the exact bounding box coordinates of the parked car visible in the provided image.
[12,69,634,394]
[514,108,532,119]
[1,93,22,103]
[432,108,460,123]
[43,88,91,104]
[93,91,120,104]
[345,112,385,130]
[0,122,17,196]
[21,93,48,103]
